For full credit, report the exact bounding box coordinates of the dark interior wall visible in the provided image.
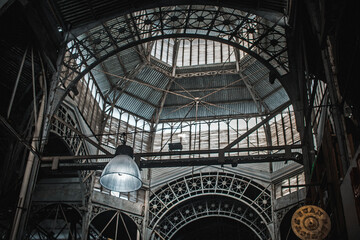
[0,0,60,120]
[330,1,360,149]
[0,0,60,188]
[39,133,80,178]
[0,4,38,235]
[0,2,61,230]
[171,216,259,240]
[279,206,299,240]
[0,0,62,205]
[90,211,138,239]
[297,1,360,239]
[329,0,360,114]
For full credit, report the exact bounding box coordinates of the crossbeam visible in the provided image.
[53,115,112,155]
[40,152,302,170]
[224,101,291,149]
[41,144,302,162]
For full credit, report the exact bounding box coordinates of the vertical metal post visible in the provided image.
[7,47,28,118]
[136,229,141,240]
[142,189,150,240]
[115,211,119,240]
[119,211,132,240]
[82,173,95,239]
[31,48,38,126]
[39,36,68,153]
[143,122,155,240]
[271,183,279,240]
[10,41,63,238]
[10,37,68,239]
[98,212,118,238]
[9,87,46,240]
[321,40,350,173]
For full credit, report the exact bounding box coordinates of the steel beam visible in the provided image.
[0,114,41,158]
[40,152,302,170]
[41,144,302,162]
[162,99,255,109]
[7,47,28,118]
[53,115,111,155]
[224,101,291,149]
[92,191,143,216]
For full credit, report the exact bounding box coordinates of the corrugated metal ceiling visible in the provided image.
[66,3,290,122]
[53,0,287,30]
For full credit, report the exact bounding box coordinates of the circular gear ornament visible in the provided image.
[291,205,331,240]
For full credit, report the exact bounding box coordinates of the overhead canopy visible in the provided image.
[59,4,289,122]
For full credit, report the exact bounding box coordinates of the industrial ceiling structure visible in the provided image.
[0,0,359,239]
[61,4,289,122]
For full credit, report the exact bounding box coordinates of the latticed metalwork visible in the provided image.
[50,104,92,192]
[59,5,288,102]
[148,172,272,232]
[26,204,82,240]
[88,209,139,240]
[152,197,270,239]
[50,105,88,156]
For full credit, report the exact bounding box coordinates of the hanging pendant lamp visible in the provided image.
[100,144,142,192]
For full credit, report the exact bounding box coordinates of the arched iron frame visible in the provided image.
[151,196,270,239]
[52,5,288,121]
[148,172,273,238]
[49,103,93,193]
[26,203,83,240]
[50,104,88,157]
[88,209,140,240]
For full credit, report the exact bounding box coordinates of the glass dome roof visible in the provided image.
[151,38,248,67]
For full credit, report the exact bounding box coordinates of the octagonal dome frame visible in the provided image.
[52,4,289,125]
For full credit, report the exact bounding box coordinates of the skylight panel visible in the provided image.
[151,38,242,67]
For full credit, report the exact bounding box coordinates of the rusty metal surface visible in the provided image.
[291,205,331,240]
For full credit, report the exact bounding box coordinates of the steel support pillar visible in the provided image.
[10,40,68,239]
[321,42,349,173]
[10,89,46,240]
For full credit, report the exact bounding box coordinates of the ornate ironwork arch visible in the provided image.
[151,196,270,239]
[88,208,140,240]
[26,203,83,239]
[50,104,88,156]
[49,103,95,193]
[55,5,288,113]
[148,172,272,234]
[89,204,143,226]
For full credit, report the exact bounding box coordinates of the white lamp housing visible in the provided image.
[100,145,142,192]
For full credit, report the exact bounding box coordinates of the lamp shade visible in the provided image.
[100,145,142,192]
